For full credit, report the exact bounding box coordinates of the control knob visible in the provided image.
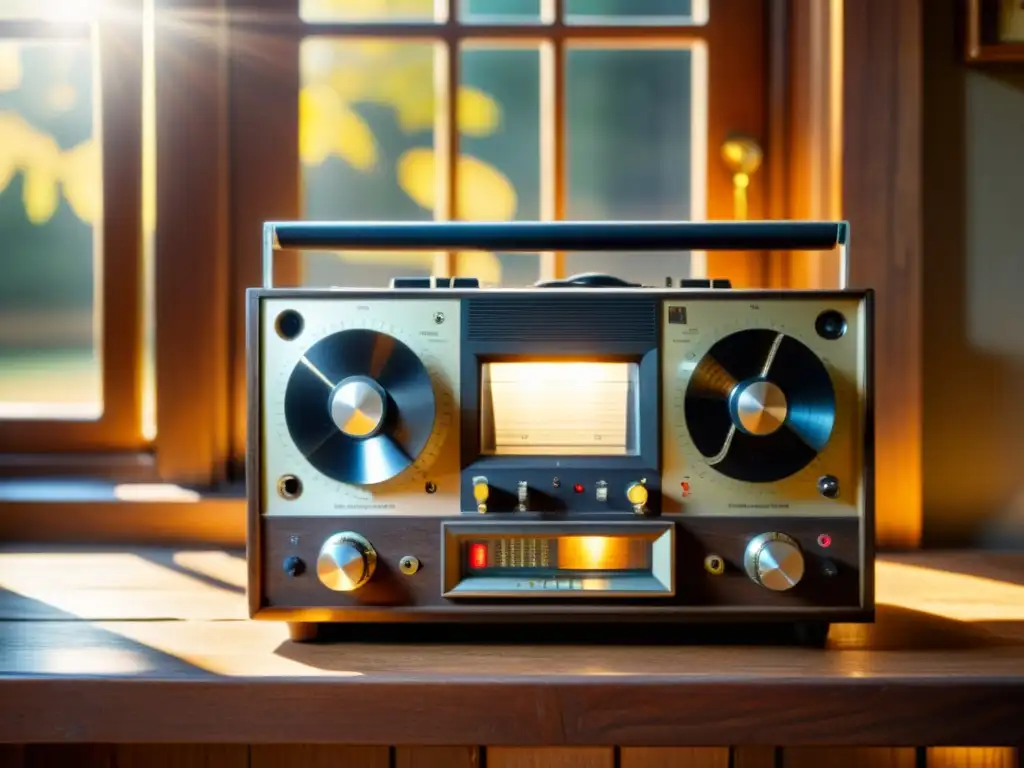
[743,532,805,592]
[316,532,377,592]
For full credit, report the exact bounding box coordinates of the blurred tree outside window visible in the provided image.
[0,38,102,420]
[298,0,702,290]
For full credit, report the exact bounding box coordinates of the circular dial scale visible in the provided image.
[271,318,454,499]
[677,323,837,486]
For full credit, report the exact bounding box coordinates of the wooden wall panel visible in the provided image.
[783,748,917,768]
[250,745,390,768]
[19,745,249,768]
[116,745,248,768]
[927,749,1020,768]
[842,0,924,548]
[395,746,480,768]
[733,748,777,768]
[620,748,730,768]
[486,748,614,768]
[22,745,112,768]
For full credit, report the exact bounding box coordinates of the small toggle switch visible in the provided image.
[472,476,489,514]
[517,480,529,512]
[595,480,609,503]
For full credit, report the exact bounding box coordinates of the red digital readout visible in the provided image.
[469,542,488,569]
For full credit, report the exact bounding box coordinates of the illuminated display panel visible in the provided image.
[480,361,639,456]
[465,536,651,572]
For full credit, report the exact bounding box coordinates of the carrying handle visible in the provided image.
[262,220,850,290]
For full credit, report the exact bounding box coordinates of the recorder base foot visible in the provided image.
[287,622,321,643]
[793,621,830,648]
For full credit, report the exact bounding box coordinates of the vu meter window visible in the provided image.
[480,362,639,455]
[466,536,650,572]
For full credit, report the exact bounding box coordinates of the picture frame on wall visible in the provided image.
[966,0,1024,61]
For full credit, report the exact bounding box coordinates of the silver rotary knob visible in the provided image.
[731,379,788,436]
[316,532,377,592]
[743,532,805,591]
[330,376,386,438]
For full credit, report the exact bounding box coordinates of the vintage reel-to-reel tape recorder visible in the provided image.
[247,221,873,645]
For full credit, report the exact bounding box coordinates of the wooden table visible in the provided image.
[0,547,1022,768]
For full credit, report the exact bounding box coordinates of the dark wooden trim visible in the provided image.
[764,0,791,289]
[153,0,232,487]
[0,677,1021,746]
[0,0,145,454]
[226,0,301,470]
[702,0,767,288]
[0,452,157,481]
[763,0,843,292]
[843,0,923,548]
[0,496,245,547]
[965,0,1024,62]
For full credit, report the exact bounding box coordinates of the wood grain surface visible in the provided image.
[0,548,1023,748]
[0,747,1019,768]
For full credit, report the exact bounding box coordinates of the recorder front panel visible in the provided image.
[250,287,872,627]
[258,515,865,618]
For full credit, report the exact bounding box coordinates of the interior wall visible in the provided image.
[921,1,1024,547]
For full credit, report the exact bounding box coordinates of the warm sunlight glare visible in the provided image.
[37,647,153,675]
[172,551,247,591]
[112,483,201,502]
[0,552,242,620]
[877,560,1024,621]
[0,551,355,676]
[27,0,107,21]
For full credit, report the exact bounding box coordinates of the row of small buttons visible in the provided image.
[390,277,480,289]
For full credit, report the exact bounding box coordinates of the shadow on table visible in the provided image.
[0,588,214,678]
[272,604,1024,662]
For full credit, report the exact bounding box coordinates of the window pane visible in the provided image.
[0,1,97,20]
[300,0,439,23]
[566,0,704,25]
[459,0,541,24]
[300,39,439,288]
[458,45,540,287]
[565,46,703,286]
[0,40,102,420]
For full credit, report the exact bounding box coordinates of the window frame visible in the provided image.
[0,0,928,552]
[223,0,771,472]
[0,1,145,458]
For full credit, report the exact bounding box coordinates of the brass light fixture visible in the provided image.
[720,135,763,221]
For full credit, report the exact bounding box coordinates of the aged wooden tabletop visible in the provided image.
[0,547,1022,747]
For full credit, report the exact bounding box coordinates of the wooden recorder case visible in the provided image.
[247,221,873,645]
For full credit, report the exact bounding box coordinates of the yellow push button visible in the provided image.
[626,482,648,507]
[472,477,489,503]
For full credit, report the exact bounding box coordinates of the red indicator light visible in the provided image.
[469,542,488,569]
[817,533,832,548]
[573,484,585,494]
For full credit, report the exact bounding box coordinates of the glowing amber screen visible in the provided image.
[480,362,638,456]
[465,536,650,572]
[556,536,647,571]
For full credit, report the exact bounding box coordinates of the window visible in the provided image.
[0,0,146,459]
[226,0,770,468]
